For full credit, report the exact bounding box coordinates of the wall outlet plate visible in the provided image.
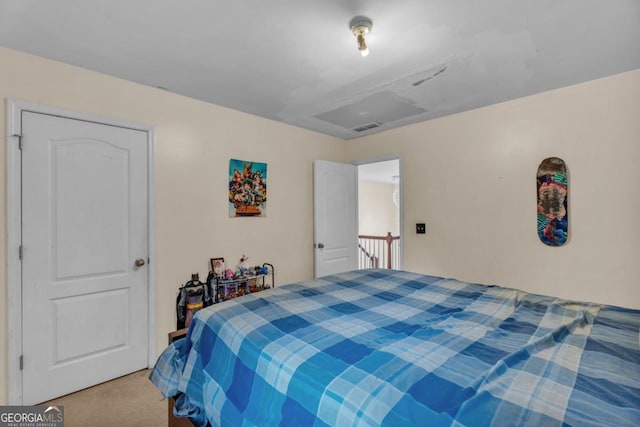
[416,223,426,234]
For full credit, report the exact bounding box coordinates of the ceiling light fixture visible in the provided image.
[350,16,372,57]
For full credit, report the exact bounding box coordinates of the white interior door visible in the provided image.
[313,160,358,278]
[21,111,149,404]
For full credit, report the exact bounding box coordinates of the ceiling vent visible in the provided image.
[353,122,382,132]
[314,91,425,133]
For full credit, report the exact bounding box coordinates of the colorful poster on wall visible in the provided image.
[229,159,267,217]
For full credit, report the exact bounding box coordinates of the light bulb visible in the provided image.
[356,33,369,57]
[351,18,372,57]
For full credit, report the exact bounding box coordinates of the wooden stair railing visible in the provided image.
[358,243,379,268]
[358,232,400,269]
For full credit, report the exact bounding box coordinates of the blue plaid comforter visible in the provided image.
[150,269,640,426]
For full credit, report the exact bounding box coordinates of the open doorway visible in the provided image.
[357,158,402,270]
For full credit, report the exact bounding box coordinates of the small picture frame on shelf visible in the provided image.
[210,257,225,278]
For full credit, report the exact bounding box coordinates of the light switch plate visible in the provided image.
[416,223,426,234]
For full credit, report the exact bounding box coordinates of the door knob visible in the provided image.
[135,258,145,267]
[317,243,324,249]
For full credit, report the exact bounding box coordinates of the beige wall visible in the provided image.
[347,69,640,310]
[0,47,345,403]
[358,180,399,236]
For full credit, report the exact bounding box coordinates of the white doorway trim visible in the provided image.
[353,154,404,270]
[6,99,157,404]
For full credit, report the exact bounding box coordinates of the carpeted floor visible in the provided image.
[41,369,167,427]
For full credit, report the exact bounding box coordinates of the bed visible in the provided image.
[150,269,640,426]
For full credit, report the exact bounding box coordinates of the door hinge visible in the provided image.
[19,355,23,370]
[13,133,23,150]
[18,245,23,260]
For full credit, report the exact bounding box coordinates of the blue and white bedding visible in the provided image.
[150,269,640,426]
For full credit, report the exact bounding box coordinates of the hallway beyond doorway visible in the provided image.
[357,159,401,269]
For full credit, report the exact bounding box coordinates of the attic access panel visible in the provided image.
[314,90,426,133]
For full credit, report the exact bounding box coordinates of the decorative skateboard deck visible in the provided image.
[537,157,568,246]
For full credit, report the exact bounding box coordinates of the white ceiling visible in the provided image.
[1,1,638,140]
